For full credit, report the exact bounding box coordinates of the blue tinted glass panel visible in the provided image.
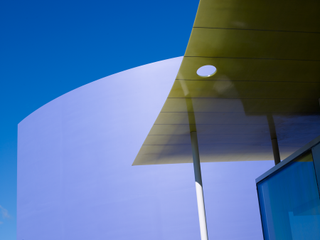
[257,152,320,240]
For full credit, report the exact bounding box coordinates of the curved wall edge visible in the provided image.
[17,57,273,240]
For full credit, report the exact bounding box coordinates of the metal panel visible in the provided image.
[134,0,320,165]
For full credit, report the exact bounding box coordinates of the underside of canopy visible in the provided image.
[133,0,320,165]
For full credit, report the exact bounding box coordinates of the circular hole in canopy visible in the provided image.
[196,65,217,77]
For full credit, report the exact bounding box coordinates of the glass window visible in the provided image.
[257,152,320,240]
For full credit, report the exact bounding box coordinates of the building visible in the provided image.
[17,0,320,239]
[257,136,320,240]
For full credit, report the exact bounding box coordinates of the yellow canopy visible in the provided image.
[133,0,320,165]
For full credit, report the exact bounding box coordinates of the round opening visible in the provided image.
[196,65,217,77]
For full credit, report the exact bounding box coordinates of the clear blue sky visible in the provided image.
[0,1,199,239]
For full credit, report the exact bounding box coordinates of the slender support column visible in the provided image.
[271,138,280,165]
[190,131,208,240]
[267,114,281,165]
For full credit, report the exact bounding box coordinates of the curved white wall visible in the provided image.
[17,57,273,240]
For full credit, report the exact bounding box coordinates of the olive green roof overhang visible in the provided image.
[133,0,320,165]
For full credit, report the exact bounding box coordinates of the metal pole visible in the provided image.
[190,131,208,240]
[271,137,280,165]
[267,114,281,165]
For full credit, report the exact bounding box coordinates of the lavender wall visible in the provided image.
[17,57,273,240]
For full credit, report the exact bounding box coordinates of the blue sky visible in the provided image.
[0,1,199,239]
